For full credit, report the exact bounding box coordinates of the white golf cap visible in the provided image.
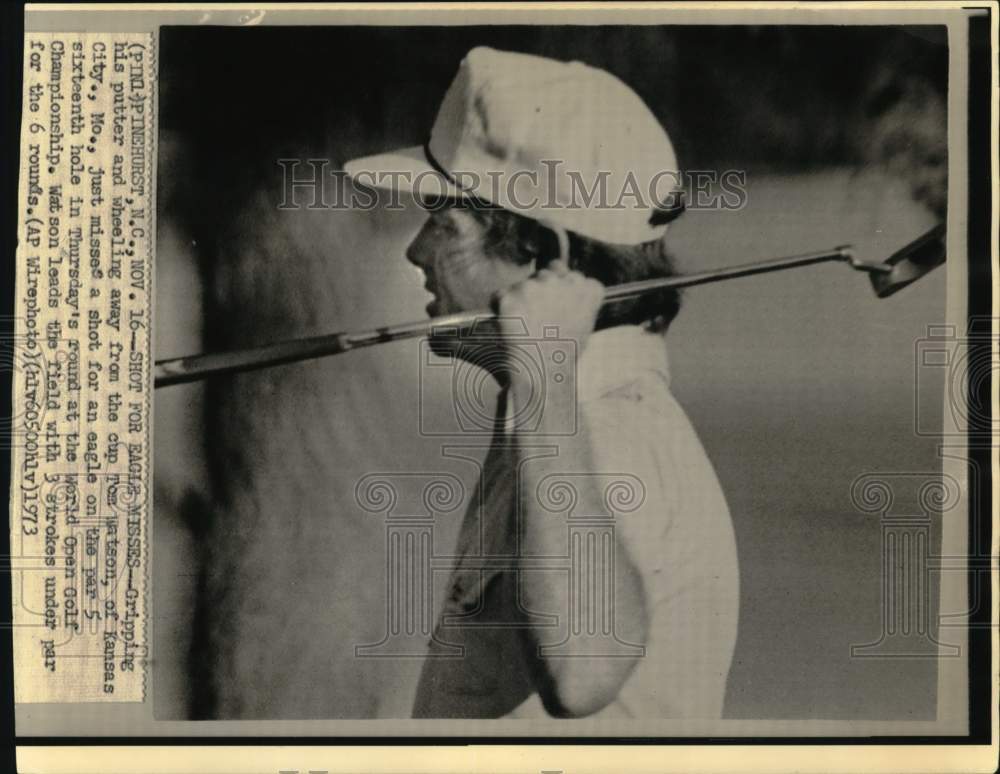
[344,46,682,246]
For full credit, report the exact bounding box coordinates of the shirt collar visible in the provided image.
[577,325,671,403]
[499,325,670,431]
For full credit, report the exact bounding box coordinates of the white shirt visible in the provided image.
[412,325,739,719]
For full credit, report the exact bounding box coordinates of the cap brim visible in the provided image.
[343,145,466,201]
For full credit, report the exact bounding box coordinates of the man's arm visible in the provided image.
[498,263,650,718]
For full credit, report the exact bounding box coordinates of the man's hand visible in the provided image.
[494,260,605,387]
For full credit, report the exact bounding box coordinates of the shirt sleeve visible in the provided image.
[579,375,740,719]
[579,377,680,609]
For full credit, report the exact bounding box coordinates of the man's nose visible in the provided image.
[405,238,427,269]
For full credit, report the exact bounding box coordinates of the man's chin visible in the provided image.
[425,301,459,357]
[424,303,503,361]
[427,332,502,365]
[427,334,460,358]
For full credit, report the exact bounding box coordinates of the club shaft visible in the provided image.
[154,246,853,388]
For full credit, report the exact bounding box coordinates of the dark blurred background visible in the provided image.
[154,25,949,722]
[160,26,948,216]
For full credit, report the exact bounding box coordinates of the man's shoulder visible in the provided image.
[577,325,671,403]
[581,367,676,429]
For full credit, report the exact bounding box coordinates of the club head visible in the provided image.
[869,223,946,298]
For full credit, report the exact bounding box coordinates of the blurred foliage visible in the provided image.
[160,25,947,222]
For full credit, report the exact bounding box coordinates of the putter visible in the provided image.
[154,223,946,388]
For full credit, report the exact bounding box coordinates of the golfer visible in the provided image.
[346,47,739,719]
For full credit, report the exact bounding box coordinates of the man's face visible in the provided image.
[406,205,532,360]
[406,205,531,318]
